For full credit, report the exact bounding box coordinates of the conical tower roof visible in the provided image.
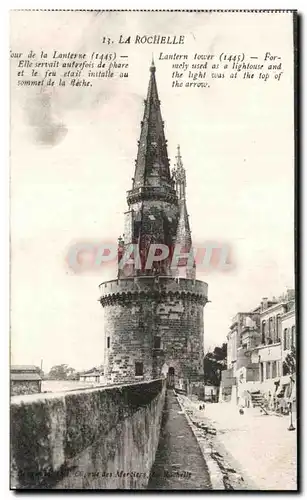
[132,60,172,189]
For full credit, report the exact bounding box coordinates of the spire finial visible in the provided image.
[173,144,186,200]
[150,55,156,73]
[175,144,184,169]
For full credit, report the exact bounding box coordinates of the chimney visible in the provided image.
[261,297,268,311]
[287,289,295,301]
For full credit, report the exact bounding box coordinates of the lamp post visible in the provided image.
[288,402,295,431]
[288,375,295,431]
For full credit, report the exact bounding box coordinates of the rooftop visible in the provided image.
[11,365,41,373]
[11,372,42,381]
[79,367,104,376]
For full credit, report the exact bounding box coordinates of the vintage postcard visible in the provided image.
[10,10,297,491]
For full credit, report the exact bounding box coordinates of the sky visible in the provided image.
[10,11,295,372]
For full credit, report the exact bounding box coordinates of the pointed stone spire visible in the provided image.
[172,145,186,200]
[173,201,195,279]
[175,201,192,249]
[131,61,172,190]
[172,147,195,279]
[123,62,178,278]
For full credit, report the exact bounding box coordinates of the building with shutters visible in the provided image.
[220,289,296,408]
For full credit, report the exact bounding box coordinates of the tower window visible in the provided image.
[154,336,161,349]
[135,362,144,377]
[107,336,110,348]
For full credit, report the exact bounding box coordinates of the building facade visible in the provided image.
[79,367,105,384]
[220,290,296,408]
[99,62,208,392]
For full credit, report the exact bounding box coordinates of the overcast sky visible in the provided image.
[10,11,295,372]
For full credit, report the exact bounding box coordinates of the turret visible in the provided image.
[172,146,196,279]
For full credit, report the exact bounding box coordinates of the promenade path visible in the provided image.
[148,390,212,490]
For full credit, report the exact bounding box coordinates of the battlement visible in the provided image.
[99,276,208,306]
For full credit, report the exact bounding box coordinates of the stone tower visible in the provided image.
[99,61,208,392]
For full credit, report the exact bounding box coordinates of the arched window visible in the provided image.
[268,317,274,342]
[283,328,288,350]
[261,321,266,344]
[291,325,296,348]
[276,315,281,342]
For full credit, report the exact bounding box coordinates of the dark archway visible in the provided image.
[167,367,175,388]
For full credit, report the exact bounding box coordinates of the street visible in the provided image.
[180,397,297,491]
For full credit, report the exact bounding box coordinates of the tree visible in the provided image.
[283,346,296,377]
[203,342,227,386]
[47,364,78,380]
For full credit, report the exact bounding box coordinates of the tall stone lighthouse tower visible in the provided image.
[99,61,208,392]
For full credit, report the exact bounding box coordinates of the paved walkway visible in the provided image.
[148,390,212,490]
[181,398,297,491]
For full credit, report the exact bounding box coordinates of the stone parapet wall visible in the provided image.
[11,379,166,490]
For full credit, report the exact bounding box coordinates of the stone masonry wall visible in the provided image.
[11,379,166,490]
[11,380,41,396]
[101,278,207,386]
[155,296,204,386]
[104,300,155,384]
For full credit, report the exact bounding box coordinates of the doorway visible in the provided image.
[167,367,175,388]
